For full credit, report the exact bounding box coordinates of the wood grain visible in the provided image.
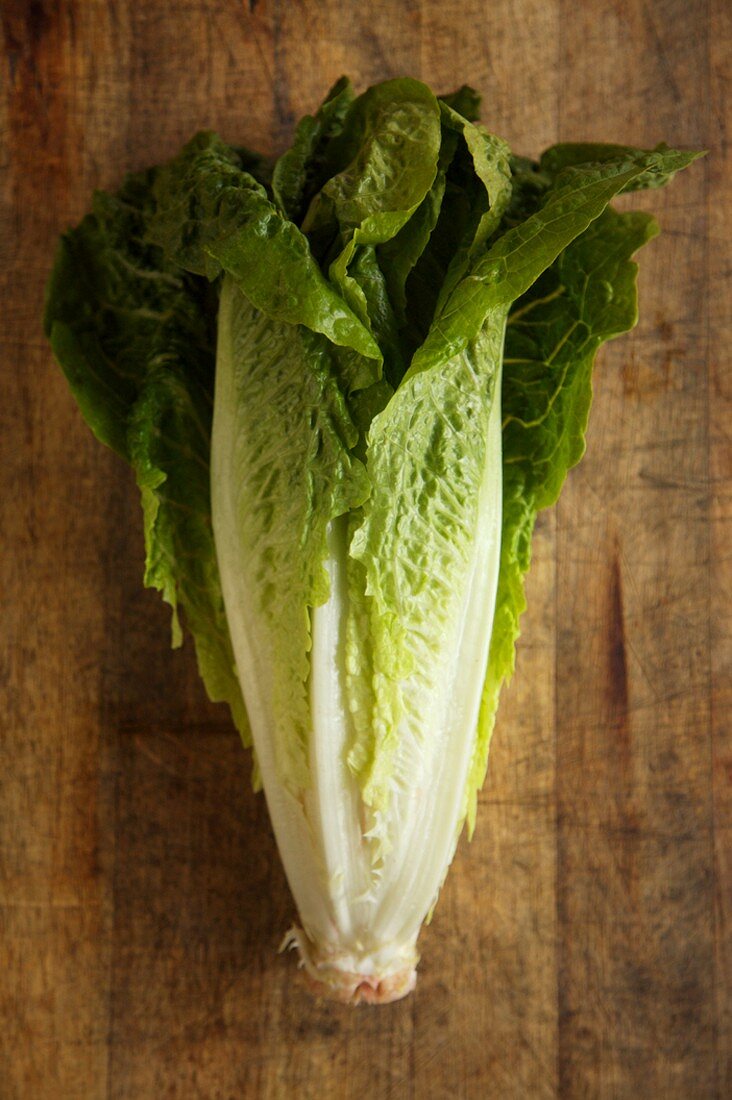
[710,0,732,1094]
[1,1,727,1097]
[556,3,718,1095]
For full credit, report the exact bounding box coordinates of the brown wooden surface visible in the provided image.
[1,1,729,1097]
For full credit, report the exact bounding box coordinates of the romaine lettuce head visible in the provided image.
[44,77,700,1003]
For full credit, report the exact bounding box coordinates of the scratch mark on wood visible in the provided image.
[272,0,294,145]
[609,549,629,734]
[642,3,684,106]
[27,0,50,46]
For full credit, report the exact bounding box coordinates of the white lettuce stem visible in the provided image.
[212,279,335,944]
[307,516,370,939]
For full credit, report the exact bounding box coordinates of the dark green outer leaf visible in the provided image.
[44,172,251,749]
[396,106,511,366]
[463,206,659,831]
[410,145,701,381]
[439,84,482,122]
[540,142,705,191]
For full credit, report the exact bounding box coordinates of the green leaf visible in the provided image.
[44,170,250,748]
[212,276,370,792]
[148,131,382,392]
[347,144,693,835]
[348,315,504,827]
[399,108,511,360]
[304,77,442,245]
[463,206,660,831]
[272,76,356,224]
[431,104,513,309]
[539,141,706,190]
[439,84,482,122]
[305,78,443,385]
[411,144,701,378]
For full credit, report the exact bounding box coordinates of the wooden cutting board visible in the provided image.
[1,1,729,1096]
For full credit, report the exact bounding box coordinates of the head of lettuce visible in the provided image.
[44,77,700,1003]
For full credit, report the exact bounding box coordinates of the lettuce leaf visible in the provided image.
[43,171,250,743]
[213,277,369,792]
[465,205,661,830]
